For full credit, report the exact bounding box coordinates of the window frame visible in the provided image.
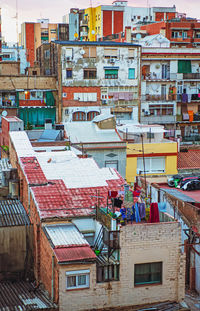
[128,68,135,79]
[66,69,72,79]
[83,69,97,79]
[66,270,90,290]
[137,157,165,174]
[105,160,118,170]
[134,262,162,286]
[105,69,118,79]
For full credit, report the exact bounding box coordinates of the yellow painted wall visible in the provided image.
[126,142,178,183]
[85,6,102,41]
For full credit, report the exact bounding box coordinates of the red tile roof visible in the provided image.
[178,149,200,170]
[20,157,48,185]
[54,245,96,263]
[32,174,125,219]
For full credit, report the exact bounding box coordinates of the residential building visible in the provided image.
[43,40,141,123]
[20,19,69,66]
[65,114,127,177]
[0,62,57,128]
[1,43,29,74]
[141,47,200,143]
[85,1,176,41]
[117,123,178,183]
[64,8,88,41]
[137,174,200,294]
[139,17,200,48]
[5,126,185,311]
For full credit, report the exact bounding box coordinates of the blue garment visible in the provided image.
[135,203,141,223]
[138,203,146,219]
[158,202,167,212]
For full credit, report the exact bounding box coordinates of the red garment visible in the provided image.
[108,191,118,199]
[149,203,160,223]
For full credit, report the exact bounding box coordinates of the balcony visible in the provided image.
[143,72,175,81]
[80,31,88,37]
[80,20,88,27]
[177,93,200,102]
[141,115,176,124]
[142,94,176,102]
[183,73,200,79]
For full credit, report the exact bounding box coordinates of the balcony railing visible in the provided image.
[141,115,176,124]
[143,72,172,80]
[183,73,200,79]
[142,94,176,101]
[80,20,88,27]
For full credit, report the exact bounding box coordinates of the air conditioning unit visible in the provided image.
[110,58,115,63]
[144,111,149,116]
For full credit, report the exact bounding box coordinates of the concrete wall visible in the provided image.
[58,222,185,311]
[0,76,56,91]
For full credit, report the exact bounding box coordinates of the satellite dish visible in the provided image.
[91,30,95,35]
[2,110,8,117]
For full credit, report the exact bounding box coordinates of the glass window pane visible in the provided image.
[78,274,86,286]
[67,276,76,288]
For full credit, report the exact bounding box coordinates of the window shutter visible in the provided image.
[90,47,96,57]
[128,49,134,58]
[83,47,89,58]
[178,60,191,73]
[104,48,118,57]
[129,68,135,79]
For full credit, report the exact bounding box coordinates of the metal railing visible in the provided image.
[183,73,200,79]
[142,94,176,101]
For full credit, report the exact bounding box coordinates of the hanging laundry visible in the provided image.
[138,203,146,219]
[114,198,123,208]
[182,93,188,103]
[118,190,125,196]
[135,203,141,223]
[120,207,126,220]
[149,203,160,223]
[131,205,136,222]
[158,202,166,212]
[108,191,118,199]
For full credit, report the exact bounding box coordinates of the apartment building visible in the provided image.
[5,125,185,311]
[44,41,141,123]
[117,123,178,183]
[141,47,200,142]
[140,17,200,48]
[84,1,176,41]
[1,43,28,74]
[20,19,69,66]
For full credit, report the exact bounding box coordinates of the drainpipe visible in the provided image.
[52,255,55,301]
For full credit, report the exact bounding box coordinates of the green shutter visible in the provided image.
[105,69,118,75]
[46,91,55,107]
[19,108,56,127]
[178,60,191,73]
[129,68,135,79]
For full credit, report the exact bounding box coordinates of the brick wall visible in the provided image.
[62,86,101,107]
[141,21,165,35]
[58,222,185,311]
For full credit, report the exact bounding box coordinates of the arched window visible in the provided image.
[87,111,99,121]
[72,111,86,121]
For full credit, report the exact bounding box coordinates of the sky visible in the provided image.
[1,0,200,43]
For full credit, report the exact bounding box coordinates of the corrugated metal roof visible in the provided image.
[178,149,200,169]
[54,246,96,263]
[31,172,125,220]
[0,200,30,227]
[43,223,88,247]
[0,281,57,310]
[65,122,122,143]
[161,188,196,203]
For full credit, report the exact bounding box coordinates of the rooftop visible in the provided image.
[43,223,96,263]
[178,149,200,170]
[54,40,140,47]
[0,281,57,311]
[65,121,122,144]
[0,200,30,227]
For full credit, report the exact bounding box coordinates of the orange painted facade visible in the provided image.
[25,23,35,67]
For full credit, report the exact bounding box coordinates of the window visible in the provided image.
[105,160,118,170]
[97,264,119,283]
[104,48,118,58]
[66,69,72,79]
[147,132,155,139]
[178,60,191,74]
[105,69,118,79]
[134,262,162,286]
[87,111,99,120]
[74,93,97,102]
[129,68,135,79]
[128,49,134,58]
[84,69,97,79]
[72,111,86,121]
[83,47,96,58]
[44,50,50,59]
[137,157,165,174]
[66,270,90,290]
